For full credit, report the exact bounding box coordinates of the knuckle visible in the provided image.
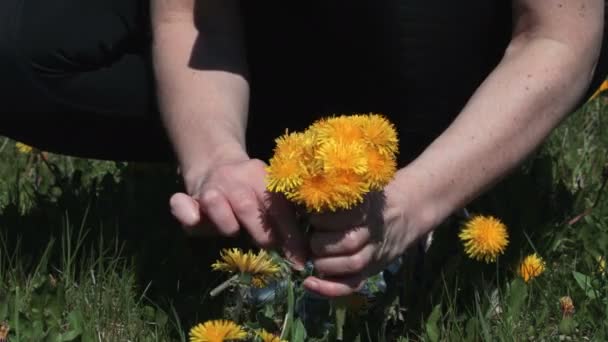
[346,254,366,273]
[200,188,223,207]
[342,230,360,252]
[248,158,267,169]
[230,190,258,213]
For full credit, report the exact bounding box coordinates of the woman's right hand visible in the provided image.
[170,155,308,269]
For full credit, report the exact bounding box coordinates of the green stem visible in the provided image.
[210,274,239,298]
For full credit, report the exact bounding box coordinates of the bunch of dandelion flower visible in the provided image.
[458,215,509,263]
[266,113,398,213]
[559,296,575,318]
[256,329,287,342]
[518,253,545,283]
[189,320,247,342]
[15,142,33,154]
[211,248,281,289]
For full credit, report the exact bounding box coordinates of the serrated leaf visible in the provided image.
[425,304,441,342]
[572,271,597,299]
[506,278,528,319]
[291,318,306,342]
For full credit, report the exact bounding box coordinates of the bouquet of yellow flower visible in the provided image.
[265,113,399,213]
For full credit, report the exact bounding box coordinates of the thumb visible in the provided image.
[266,192,308,270]
[170,192,202,229]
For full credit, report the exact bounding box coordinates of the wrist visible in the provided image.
[391,164,454,233]
[180,142,249,194]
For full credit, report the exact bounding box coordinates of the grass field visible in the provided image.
[0,97,607,341]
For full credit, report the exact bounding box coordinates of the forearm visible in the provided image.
[397,17,603,228]
[151,0,249,189]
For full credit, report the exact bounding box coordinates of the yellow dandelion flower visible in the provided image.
[316,140,368,175]
[251,276,268,288]
[559,296,575,318]
[359,114,399,156]
[590,79,608,100]
[290,173,337,212]
[273,131,306,158]
[266,155,307,193]
[325,169,369,210]
[363,147,397,190]
[189,320,247,342]
[518,253,545,283]
[312,115,365,145]
[15,142,33,154]
[256,329,287,342]
[458,215,509,263]
[212,249,281,288]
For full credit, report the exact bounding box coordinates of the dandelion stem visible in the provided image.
[232,285,246,323]
[209,274,239,298]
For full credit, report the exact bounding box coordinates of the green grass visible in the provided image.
[0,96,607,341]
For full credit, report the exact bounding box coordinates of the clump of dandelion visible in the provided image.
[15,142,33,154]
[256,329,286,342]
[518,253,545,282]
[189,320,247,342]
[212,248,281,288]
[266,113,399,213]
[559,296,575,318]
[458,215,509,263]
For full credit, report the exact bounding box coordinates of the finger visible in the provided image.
[266,192,308,270]
[310,226,370,257]
[308,199,369,231]
[313,243,376,277]
[170,193,200,227]
[225,186,274,247]
[303,274,366,298]
[198,188,240,237]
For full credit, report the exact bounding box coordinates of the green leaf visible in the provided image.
[558,317,576,335]
[155,308,169,327]
[61,310,84,341]
[572,271,597,299]
[280,279,295,340]
[475,294,491,342]
[506,278,528,319]
[425,304,441,342]
[464,318,478,342]
[334,299,347,341]
[0,297,8,320]
[291,318,306,342]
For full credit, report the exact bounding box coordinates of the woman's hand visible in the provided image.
[304,168,438,297]
[170,152,308,269]
[304,0,604,298]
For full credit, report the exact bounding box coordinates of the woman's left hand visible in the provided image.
[303,174,438,297]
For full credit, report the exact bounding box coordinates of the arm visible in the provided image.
[151,0,249,193]
[399,0,604,229]
[304,0,604,297]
